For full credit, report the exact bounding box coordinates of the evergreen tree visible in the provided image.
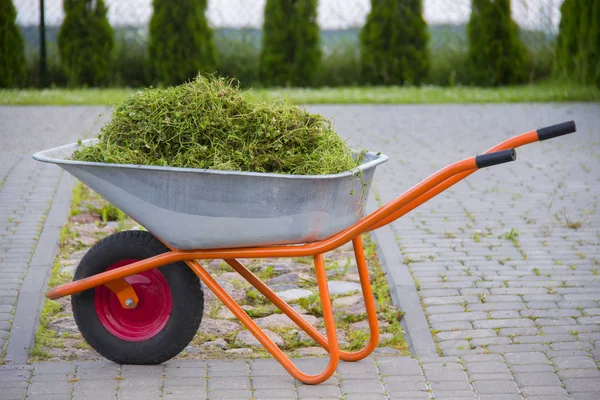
[360,0,430,85]
[0,0,26,87]
[259,0,321,87]
[591,1,600,88]
[555,0,579,78]
[149,0,217,86]
[556,0,599,85]
[58,0,114,86]
[466,0,528,86]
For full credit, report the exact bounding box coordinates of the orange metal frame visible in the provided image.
[47,129,542,384]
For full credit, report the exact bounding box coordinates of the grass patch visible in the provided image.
[0,82,597,106]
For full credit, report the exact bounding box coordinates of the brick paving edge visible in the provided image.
[5,171,75,363]
[368,195,438,359]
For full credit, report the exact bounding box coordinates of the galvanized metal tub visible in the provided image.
[33,139,388,250]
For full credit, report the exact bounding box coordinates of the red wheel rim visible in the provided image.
[94,260,172,341]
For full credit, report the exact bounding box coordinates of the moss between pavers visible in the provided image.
[31,182,408,362]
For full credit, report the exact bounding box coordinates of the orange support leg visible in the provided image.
[224,236,379,362]
[185,254,340,384]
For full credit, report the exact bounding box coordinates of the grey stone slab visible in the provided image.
[514,372,562,387]
[339,379,384,393]
[251,376,295,389]
[383,379,428,392]
[551,356,597,370]
[207,389,251,399]
[472,319,534,329]
[521,386,568,396]
[428,380,472,391]
[488,344,550,353]
[468,373,514,381]
[509,363,554,373]
[253,388,298,399]
[472,380,519,394]
[208,376,251,391]
[557,368,600,379]
[0,387,27,400]
[296,384,341,398]
[465,362,510,374]
[376,357,423,376]
[504,352,548,365]
[423,368,468,382]
[26,381,72,395]
[343,394,386,400]
[563,378,600,393]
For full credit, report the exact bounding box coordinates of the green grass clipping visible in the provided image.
[73,75,361,175]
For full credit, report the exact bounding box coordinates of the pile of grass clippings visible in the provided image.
[73,76,360,175]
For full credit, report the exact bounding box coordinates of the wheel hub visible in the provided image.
[94,260,172,341]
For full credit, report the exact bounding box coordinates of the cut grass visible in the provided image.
[1,82,598,106]
[72,76,358,175]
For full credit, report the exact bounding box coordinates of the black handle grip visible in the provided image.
[537,120,576,141]
[476,149,517,169]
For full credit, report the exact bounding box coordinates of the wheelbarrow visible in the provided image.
[33,120,576,384]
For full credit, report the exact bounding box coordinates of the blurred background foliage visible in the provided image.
[1,0,599,89]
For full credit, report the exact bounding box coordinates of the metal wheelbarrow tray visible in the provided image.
[33,139,387,250]
[33,121,576,384]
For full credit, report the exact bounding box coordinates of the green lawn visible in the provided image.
[0,82,598,106]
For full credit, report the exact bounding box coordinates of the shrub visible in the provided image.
[148,0,217,86]
[58,0,114,86]
[467,0,528,86]
[259,0,321,87]
[0,0,26,87]
[360,0,430,85]
[556,0,599,85]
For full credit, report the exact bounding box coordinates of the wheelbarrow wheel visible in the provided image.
[72,230,204,364]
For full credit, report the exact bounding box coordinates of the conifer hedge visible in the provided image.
[360,0,430,85]
[148,0,217,86]
[58,0,114,86]
[0,0,26,87]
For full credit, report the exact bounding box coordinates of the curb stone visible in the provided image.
[5,171,75,363]
[367,195,438,359]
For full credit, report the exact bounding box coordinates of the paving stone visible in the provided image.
[339,379,384,393]
[488,344,550,353]
[428,312,489,323]
[297,384,341,398]
[253,388,297,399]
[509,364,554,373]
[514,372,561,387]
[472,380,519,394]
[473,319,534,329]
[557,368,600,379]
[376,357,423,376]
[436,329,497,341]
[521,386,569,396]
[468,373,514,381]
[512,334,575,344]
[563,378,600,393]
[465,362,510,374]
[343,394,387,400]
[423,368,468,382]
[478,395,521,400]
[570,393,600,400]
[504,352,548,365]
[207,389,251,399]
[551,356,597,370]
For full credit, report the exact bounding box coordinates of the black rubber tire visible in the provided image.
[72,230,203,364]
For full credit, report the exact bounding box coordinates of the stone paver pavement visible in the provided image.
[0,104,598,399]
